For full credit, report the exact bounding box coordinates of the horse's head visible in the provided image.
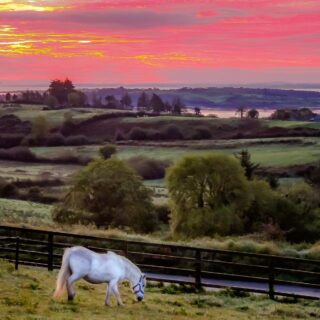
[132,274,146,302]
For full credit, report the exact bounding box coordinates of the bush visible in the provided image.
[128,127,148,140]
[0,178,18,198]
[188,126,212,140]
[154,204,170,224]
[162,125,184,140]
[0,146,37,162]
[65,135,89,146]
[0,134,24,148]
[126,156,171,180]
[55,158,157,233]
[99,144,117,159]
[45,133,65,146]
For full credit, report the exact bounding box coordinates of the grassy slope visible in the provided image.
[0,261,319,320]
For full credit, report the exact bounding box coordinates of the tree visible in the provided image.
[172,97,185,115]
[120,92,132,109]
[32,115,49,142]
[5,92,11,102]
[235,150,259,180]
[150,94,165,113]
[305,161,320,189]
[247,109,259,119]
[54,159,156,232]
[105,95,121,109]
[236,106,247,119]
[99,144,117,159]
[137,91,150,111]
[166,154,250,237]
[48,78,75,104]
[68,91,87,107]
[44,95,58,108]
[194,107,201,116]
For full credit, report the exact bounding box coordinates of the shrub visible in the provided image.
[45,133,65,146]
[0,134,24,148]
[128,127,148,140]
[0,178,18,198]
[154,204,170,224]
[99,144,117,159]
[0,146,37,162]
[65,135,89,146]
[126,156,171,180]
[188,126,212,140]
[55,158,157,232]
[162,125,184,140]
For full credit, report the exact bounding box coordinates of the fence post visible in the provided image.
[48,233,54,271]
[195,249,202,290]
[268,257,275,300]
[15,237,20,270]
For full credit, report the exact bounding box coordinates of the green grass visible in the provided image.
[0,261,319,320]
[0,104,130,126]
[265,119,320,130]
[0,160,81,181]
[0,198,53,225]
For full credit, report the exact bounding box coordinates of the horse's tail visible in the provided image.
[53,248,71,299]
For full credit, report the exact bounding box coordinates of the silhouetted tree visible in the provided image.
[150,94,165,113]
[137,91,150,111]
[172,97,185,115]
[105,95,121,109]
[247,109,259,119]
[48,78,75,104]
[236,106,247,119]
[194,107,201,116]
[5,92,11,102]
[120,92,132,109]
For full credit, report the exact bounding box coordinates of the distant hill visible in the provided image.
[83,87,320,109]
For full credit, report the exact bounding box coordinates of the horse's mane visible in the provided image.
[119,254,141,274]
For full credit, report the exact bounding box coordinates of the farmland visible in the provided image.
[0,260,319,320]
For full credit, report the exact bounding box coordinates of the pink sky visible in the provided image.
[0,0,320,86]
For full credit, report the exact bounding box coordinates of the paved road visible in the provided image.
[146,273,320,299]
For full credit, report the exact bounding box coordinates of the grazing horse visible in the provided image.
[53,246,146,306]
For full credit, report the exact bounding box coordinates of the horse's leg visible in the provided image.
[67,273,82,301]
[112,283,123,307]
[105,279,118,306]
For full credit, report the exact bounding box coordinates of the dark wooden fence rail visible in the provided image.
[0,225,319,300]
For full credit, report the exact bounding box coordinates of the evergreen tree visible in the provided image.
[137,91,150,111]
[150,93,165,113]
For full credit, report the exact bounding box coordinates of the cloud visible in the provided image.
[0,9,200,29]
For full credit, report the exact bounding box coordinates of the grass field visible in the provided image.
[0,104,132,126]
[266,120,320,130]
[0,198,53,226]
[29,137,320,168]
[0,261,319,320]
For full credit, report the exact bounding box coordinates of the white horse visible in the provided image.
[53,246,146,306]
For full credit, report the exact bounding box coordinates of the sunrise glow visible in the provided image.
[0,0,320,85]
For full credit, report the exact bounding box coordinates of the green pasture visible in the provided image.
[0,198,53,225]
[0,261,319,320]
[0,104,131,126]
[263,119,320,130]
[0,160,81,181]
[29,136,320,168]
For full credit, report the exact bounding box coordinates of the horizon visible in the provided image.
[1,1,320,85]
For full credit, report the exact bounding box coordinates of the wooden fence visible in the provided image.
[0,225,319,300]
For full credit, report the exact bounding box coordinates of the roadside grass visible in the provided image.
[0,261,319,320]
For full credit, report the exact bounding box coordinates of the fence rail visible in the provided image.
[0,225,319,300]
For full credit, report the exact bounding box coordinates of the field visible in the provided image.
[0,260,319,320]
[29,137,320,167]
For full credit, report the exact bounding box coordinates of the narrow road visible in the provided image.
[146,273,320,299]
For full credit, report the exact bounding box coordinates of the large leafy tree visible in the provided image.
[48,78,75,104]
[150,93,165,113]
[166,154,250,237]
[54,159,156,232]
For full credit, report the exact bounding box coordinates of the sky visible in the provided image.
[0,0,320,87]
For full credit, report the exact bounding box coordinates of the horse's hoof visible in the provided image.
[68,295,74,302]
[105,303,111,307]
